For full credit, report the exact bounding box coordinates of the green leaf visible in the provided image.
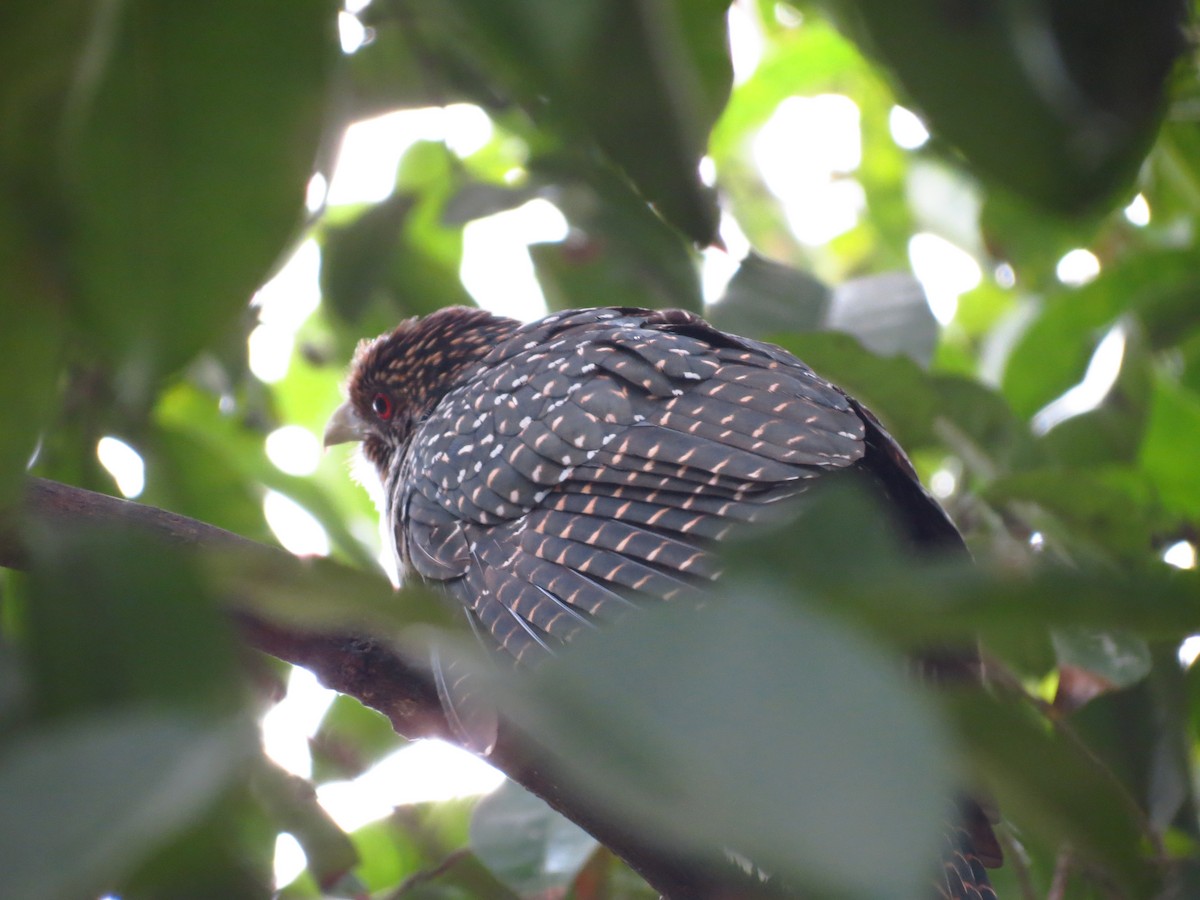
[345,17,481,118]
[984,467,1165,559]
[0,237,63,504]
[23,527,243,718]
[710,257,937,365]
[119,779,276,899]
[256,763,359,892]
[67,0,337,396]
[707,252,830,335]
[321,194,419,326]
[448,0,732,243]
[312,696,407,782]
[832,0,1185,214]
[0,711,250,900]
[1066,662,1192,833]
[1003,249,1200,418]
[443,182,544,226]
[979,188,1100,285]
[530,171,703,313]
[321,144,477,331]
[944,692,1158,896]
[1139,375,1200,520]
[1034,321,1154,468]
[716,481,1200,651]
[827,272,937,366]
[1053,628,1153,692]
[496,595,954,898]
[207,549,457,638]
[352,800,516,898]
[152,382,377,569]
[470,780,597,894]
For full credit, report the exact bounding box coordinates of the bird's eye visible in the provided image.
[371,392,393,420]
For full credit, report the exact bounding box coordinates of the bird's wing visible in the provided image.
[395,308,872,663]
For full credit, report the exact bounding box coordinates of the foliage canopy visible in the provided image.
[2,1,1200,897]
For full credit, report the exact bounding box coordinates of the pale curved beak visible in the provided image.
[323,401,368,448]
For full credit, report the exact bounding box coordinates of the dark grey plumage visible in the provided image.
[326,304,997,899]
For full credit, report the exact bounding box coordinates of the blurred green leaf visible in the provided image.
[718,259,937,366]
[945,692,1158,896]
[1052,628,1153,692]
[346,17,485,119]
[496,595,954,898]
[256,763,359,893]
[708,252,830,335]
[0,710,250,900]
[321,194,419,325]
[208,549,456,638]
[22,527,243,718]
[322,144,477,332]
[828,272,937,365]
[1003,249,1200,419]
[979,189,1099,284]
[0,251,63,504]
[832,0,1185,214]
[68,0,337,396]
[446,0,731,243]
[1034,323,1155,469]
[1139,375,1200,520]
[443,182,543,226]
[984,467,1165,559]
[359,799,518,899]
[120,781,276,900]
[145,426,275,546]
[152,382,376,569]
[531,171,704,313]
[719,480,1200,652]
[312,695,406,782]
[1067,660,1192,833]
[470,780,597,895]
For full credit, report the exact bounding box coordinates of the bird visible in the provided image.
[324,304,1001,899]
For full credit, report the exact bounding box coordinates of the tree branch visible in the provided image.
[0,477,774,899]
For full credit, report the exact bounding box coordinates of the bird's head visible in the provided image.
[323,306,518,473]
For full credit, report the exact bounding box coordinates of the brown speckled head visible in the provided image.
[327,306,519,472]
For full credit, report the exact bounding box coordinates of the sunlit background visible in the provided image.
[83,0,1196,889]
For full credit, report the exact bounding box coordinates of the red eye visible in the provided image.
[371,392,393,420]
